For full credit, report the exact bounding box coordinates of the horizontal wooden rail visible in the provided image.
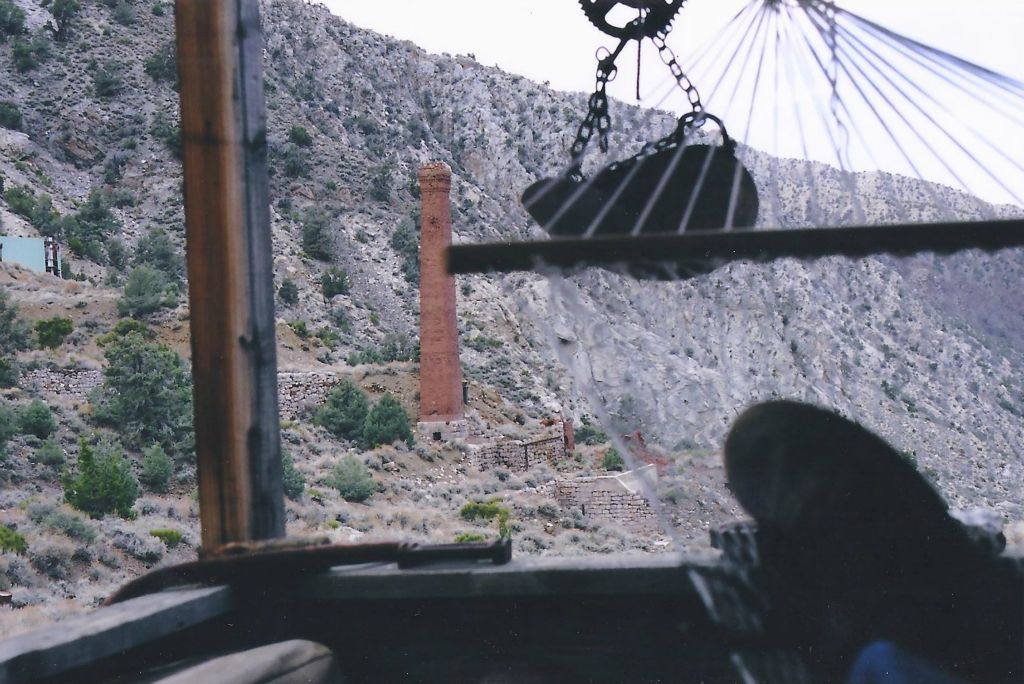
[0,587,232,683]
[446,218,1024,276]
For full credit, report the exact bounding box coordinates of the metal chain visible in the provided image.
[652,29,703,116]
[569,57,617,174]
[568,20,704,175]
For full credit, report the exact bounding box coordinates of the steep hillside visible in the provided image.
[0,0,1023,628]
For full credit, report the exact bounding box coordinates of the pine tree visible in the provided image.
[281,449,305,501]
[312,380,369,442]
[361,394,413,449]
[63,440,138,519]
[93,333,193,455]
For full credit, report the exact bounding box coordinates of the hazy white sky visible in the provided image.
[321,1,1024,204]
[323,1,1024,97]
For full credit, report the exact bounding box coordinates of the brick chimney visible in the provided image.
[417,162,465,438]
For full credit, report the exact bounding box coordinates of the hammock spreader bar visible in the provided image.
[446,219,1024,277]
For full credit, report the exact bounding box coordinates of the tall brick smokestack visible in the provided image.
[418,162,464,425]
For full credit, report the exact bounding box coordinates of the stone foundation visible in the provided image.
[556,465,658,524]
[417,419,469,442]
[21,367,102,399]
[277,372,345,420]
[470,426,568,472]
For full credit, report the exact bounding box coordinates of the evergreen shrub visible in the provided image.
[329,455,377,503]
[312,380,369,442]
[361,394,412,448]
[281,449,304,501]
[139,445,174,493]
[34,316,73,349]
[62,440,139,519]
[18,399,56,439]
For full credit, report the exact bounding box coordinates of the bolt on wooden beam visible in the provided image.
[175,0,284,546]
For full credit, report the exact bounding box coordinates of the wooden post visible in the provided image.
[175,0,284,546]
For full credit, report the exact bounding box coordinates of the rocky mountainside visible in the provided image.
[0,0,1023,626]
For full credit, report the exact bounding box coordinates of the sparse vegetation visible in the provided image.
[93,60,126,98]
[118,265,177,318]
[361,394,413,448]
[0,289,30,387]
[370,163,392,202]
[465,335,503,352]
[278,144,309,178]
[329,455,377,503]
[35,317,73,349]
[312,380,369,442]
[0,402,16,458]
[321,267,350,298]
[18,399,57,439]
[601,447,625,472]
[65,189,121,263]
[328,307,352,332]
[0,525,26,555]
[0,0,26,40]
[62,439,139,519]
[36,437,65,469]
[460,501,511,539]
[30,540,73,579]
[12,31,49,72]
[144,41,177,83]
[93,333,194,456]
[281,449,304,501]
[0,100,22,130]
[28,503,96,543]
[45,0,81,42]
[574,418,608,446]
[2,184,61,236]
[150,528,183,548]
[139,445,174,493]
[390,216,419,284]
[288,125,313,147]
[346,333,417,366]
[134,228,185,285]
[98,319,154,345]
[278,279,299,306]
[150,111,182,158]
[301,208,333,261]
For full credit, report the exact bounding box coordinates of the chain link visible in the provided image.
[652,30,703,115]
[569,58,617,174]
[568,17,705,175]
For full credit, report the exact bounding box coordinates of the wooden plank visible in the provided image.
[0,587,232,683]
[446,218,1024,275]
[295,552,713,601]
[174,0,284,545]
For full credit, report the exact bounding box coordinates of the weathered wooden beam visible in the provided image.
[446,218,1024,276]
[0,587,232,683]
[296,551,707,601]
[175,0,284,545]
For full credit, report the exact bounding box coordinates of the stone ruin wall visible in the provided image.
[276,372,345,420]
[470,431,567,473]
[20,367,344,420]
[556,473,656,525]
[21,367,102,400]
